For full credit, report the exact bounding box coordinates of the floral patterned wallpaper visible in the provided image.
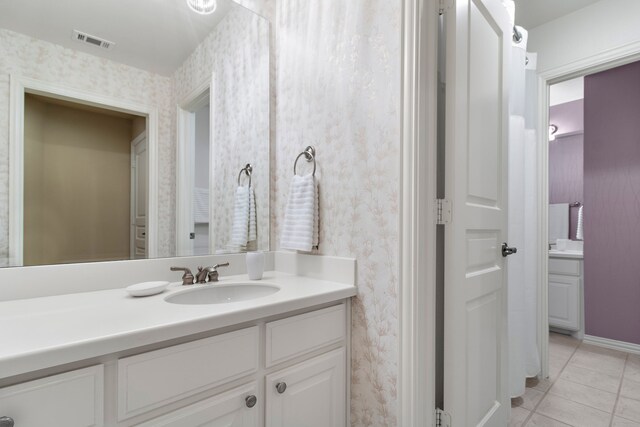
[174,6,270,253]
[272,1,402,425]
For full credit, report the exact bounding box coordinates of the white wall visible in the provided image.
[528,0,640,72]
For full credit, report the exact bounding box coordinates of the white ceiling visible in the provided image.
[0,0,238,76]
[514,0,603,30]
[550,77,584,106]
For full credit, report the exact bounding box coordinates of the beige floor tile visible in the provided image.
[517,387,545,411]
[548,378,617,413]
[613,416,640,427]
[509,406,530,427]
[616,397,640,423]
[528,376,553,393]
[549,358,567,382]
[578,343,628,359]
[626,357,640,383]
[570,348,626,377]
[550,332,580,348]
[561,363,622,393]
[621,378,640,401]
[526,413,572,427]
[536,395,611,427]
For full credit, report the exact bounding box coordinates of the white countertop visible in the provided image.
[0,272,356,380]
[549,249,584,259]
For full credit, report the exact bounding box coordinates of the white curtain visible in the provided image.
[505,4,541,397]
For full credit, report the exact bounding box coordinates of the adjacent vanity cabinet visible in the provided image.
[548,257,583,332]
[0,302,349,427]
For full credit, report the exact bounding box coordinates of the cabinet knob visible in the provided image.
[0,417,14,427]
[275,382,287,394]
[245,395,257,408]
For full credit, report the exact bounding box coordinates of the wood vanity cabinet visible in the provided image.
[0,302,349,427]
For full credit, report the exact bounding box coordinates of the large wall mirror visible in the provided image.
[0,0,270,267]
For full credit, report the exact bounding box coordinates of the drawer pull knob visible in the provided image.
[0,417,14,427]
[245,395,257,408]
[275,382,287,394]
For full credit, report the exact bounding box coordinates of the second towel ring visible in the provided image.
[237,164,253,186]
[293,146,316,176]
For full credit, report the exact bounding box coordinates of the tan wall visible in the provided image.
[24,95,134,265]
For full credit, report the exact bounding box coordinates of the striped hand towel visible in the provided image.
[280,174,319,251]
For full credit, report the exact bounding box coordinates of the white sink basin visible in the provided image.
[164,283,280,305]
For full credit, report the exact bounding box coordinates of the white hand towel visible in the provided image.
[280,174,319,251]
[576,205,584,241]
[230,185,252,246]
[193,187,209,223]
[248,186,257,243]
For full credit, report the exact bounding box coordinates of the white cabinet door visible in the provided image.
[0,365,104,427]
[265,348,345,427]
[136,382,259,427]
[549,274,580,331]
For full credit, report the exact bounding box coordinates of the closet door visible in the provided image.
[442,0,512,425]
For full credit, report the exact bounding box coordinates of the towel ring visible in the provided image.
[293,146,316,176]
[237,164,253,187]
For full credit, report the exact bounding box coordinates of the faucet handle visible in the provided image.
[207,262,230,282]
[213,262,230,269]
[170,267,195,285]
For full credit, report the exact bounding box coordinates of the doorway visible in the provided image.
[176,81,213,257]
[21,93,147,265]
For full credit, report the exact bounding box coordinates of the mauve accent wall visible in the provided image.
[549,99,584,240]
[584,61,640,345]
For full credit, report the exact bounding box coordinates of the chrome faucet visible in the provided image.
[195,263,230,283]
[171,267,195,285]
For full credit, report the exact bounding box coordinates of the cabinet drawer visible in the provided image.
[549,275,580,331]
[135,382,259,427]
[118,326,258,420]
[549,258,581,276]
[0,365,104,427]
[266,304,345,367]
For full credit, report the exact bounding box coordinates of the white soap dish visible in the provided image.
[126,281,170,297]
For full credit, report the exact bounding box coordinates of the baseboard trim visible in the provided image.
[583,334,640,356]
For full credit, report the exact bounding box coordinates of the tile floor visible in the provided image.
[509,332,640,427]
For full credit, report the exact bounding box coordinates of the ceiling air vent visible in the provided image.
[72,30,115,50]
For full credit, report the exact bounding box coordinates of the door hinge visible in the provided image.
[436,408,451,427]
[436,198,452,225]
[439,0,453,15]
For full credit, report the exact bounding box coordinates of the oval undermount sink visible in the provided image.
[164,283,280,305]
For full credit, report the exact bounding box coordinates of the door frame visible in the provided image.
[8,74,159,266]
[176,77,215,256]
[130,132,148,259]
[399,0,439,425]
[535,40,640,380]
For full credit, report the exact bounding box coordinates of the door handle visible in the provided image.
[502,243,517,257]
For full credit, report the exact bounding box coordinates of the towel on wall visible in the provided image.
[230,185,257,247]
[280,174,319,252]
[576,205,584,241]
[549,203,569,244]
[193,187,209,223]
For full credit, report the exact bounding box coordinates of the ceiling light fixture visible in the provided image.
[549,124,558,141]
[187,0,217,15]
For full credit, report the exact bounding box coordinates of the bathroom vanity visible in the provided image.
[548,248,584,338]
[0,257,356,427]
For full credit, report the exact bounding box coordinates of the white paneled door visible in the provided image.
[443,0,511,425]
